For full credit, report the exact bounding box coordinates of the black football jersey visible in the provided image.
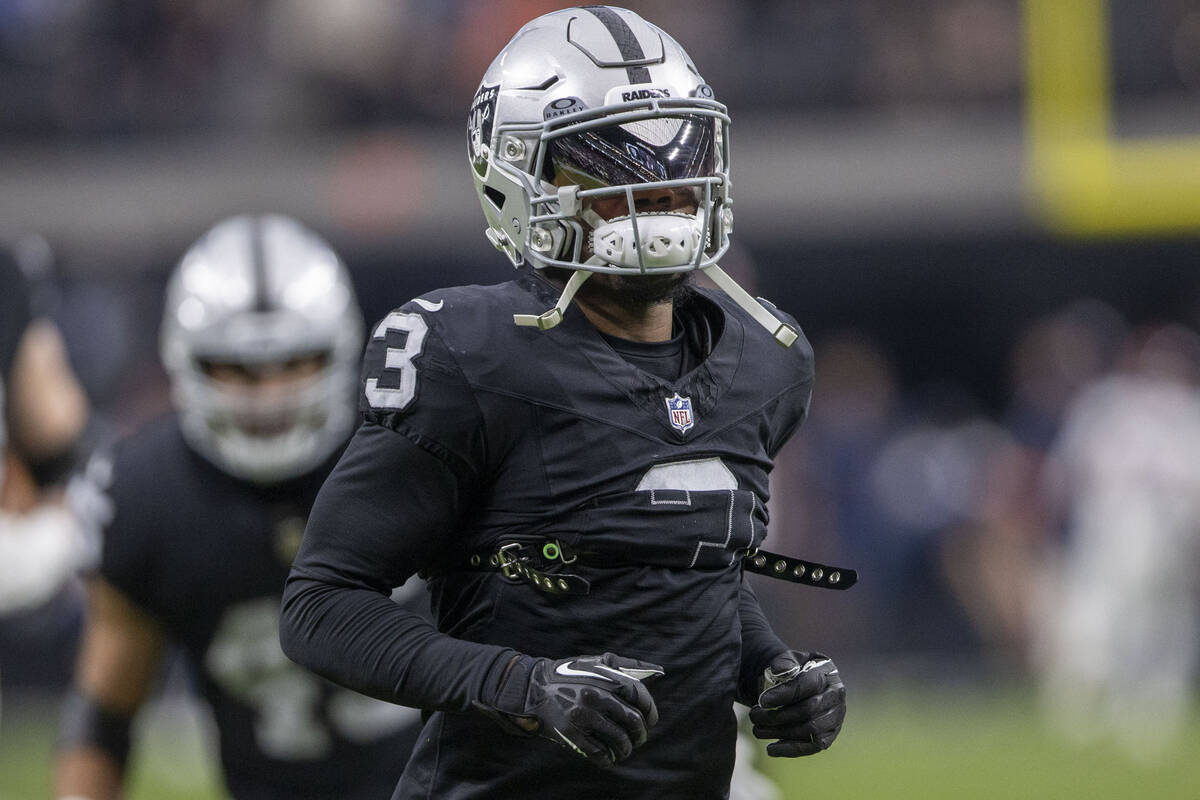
[284,272,812,799]
[95,416,424,800]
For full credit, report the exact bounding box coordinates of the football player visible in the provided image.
[0,244,92,615]
[280,8,846,799]
[55,216,424,800]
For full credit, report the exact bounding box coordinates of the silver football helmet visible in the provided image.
[469,6,796,345]
[160,215,364,484]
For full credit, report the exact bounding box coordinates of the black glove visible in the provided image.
[749,650,845,757]
[477,652,664,767]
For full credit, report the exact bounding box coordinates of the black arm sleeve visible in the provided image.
[736,578,789,706]
[280,422,517,713]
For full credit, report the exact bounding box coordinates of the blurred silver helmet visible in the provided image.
[468,6,796,345]
[160,215,364,484]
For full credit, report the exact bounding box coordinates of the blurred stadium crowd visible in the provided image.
[1,0,1199,775]
[764,302,1200,758]
[0,0,1028,134]
[2,0,1197,135]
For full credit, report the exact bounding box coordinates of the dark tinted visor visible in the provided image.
[547,114,716,189]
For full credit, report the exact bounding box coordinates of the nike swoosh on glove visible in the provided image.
[749,650,845,757]
[475,652,664,767]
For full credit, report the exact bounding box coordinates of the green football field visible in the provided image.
[2,686,1196,799]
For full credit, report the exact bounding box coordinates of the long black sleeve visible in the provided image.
[736,578,788,705]
[280,422,515,712]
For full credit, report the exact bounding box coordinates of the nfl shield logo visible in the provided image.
[665,393,695,433]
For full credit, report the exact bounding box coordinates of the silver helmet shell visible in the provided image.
[160,215,364,484]
[468,6,732,276]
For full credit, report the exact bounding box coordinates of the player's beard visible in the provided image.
[576,271,692,311]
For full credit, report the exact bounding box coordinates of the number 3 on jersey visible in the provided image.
[365,310,428,410]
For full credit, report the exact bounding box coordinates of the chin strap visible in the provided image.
[513,268,593,330]
[701,264,799,348]
[512,260,799,350]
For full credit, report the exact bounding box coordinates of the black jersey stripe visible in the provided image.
[582,6,652,84]
[249,217,271,312]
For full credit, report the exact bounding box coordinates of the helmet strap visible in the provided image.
[701,263,799,348]
[513,268,593,331]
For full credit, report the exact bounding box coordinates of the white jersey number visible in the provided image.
[364,311,428,411]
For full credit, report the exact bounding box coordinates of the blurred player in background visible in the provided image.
[0,245,92,615]
[281,8,845,799]
[55,216,425,800]
[1037,322,1200,761]
[0,242,94,731]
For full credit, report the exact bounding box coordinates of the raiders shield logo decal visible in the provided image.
[665,393,695,433]
[468,83,498,179]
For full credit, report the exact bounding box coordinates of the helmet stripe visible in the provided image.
[249,216,272,312]
[582,6,652,84]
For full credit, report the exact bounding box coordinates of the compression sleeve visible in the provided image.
[280,421,517,713]
[735,579,789,706]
